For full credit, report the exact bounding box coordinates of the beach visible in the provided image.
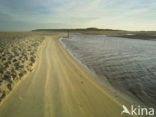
[0,33,134,117]
[61,33,156,109]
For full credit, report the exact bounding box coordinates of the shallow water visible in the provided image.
[61,33,156,107]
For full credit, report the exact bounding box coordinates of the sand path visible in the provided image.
[0,34,131,117]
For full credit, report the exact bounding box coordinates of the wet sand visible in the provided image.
[0,34,133,117]
[61,33,156,108]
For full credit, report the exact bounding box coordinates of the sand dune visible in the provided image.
[0,32,44,102]
[0,33,134,117]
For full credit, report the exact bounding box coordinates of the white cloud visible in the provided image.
[0,0,156,30]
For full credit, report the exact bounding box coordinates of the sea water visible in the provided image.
[61,33,156,107]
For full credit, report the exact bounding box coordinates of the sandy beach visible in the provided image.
[0,33,134,117]
[1,0,156,116]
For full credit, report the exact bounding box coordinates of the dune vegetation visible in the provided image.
[0,32,45,102]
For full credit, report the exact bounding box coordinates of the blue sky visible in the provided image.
[0,0,156,31]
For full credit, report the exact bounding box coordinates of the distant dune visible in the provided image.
[32,27,122,32]
[32,28,156,39]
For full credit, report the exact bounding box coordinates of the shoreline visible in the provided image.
[59,37,146,108]
[0,34,142,117]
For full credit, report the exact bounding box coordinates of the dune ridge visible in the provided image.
[0,32,45,102]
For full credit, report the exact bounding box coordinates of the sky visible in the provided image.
[0,0,156,31]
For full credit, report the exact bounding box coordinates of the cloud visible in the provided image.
[0,0,156,31]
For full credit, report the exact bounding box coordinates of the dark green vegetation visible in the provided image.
[115,32,156,40]
[33,28,156,40]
